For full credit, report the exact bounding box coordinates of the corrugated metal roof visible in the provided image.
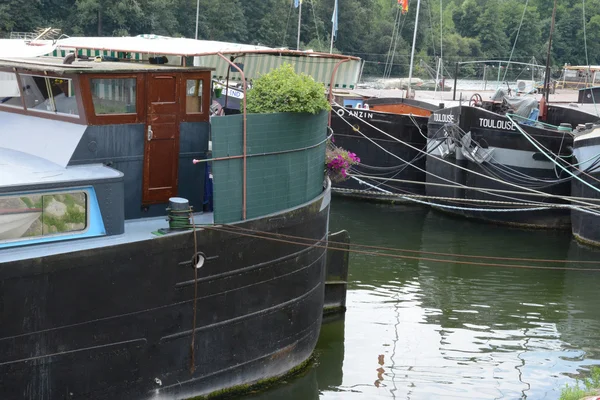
[197,54,362,89]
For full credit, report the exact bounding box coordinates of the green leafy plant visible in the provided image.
[559,366,600,400]
[246,63,330,114]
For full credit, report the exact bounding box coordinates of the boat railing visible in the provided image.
[9,32,38,40]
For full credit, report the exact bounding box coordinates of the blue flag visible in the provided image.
[331,0,338,40]
[294,0,302,8]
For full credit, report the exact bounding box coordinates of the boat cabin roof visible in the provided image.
[56,36,361,60]
[0,56,215,126]
[0,148,122,190]
[0,57,215,74]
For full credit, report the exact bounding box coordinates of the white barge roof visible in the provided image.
[2,35,364,88]
[55,36,359,60]
[0,39,58,58]
[54,36,364,88]
[0,148,122,189]
[0,56,214,74]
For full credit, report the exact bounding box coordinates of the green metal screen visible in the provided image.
[211,111,327,223]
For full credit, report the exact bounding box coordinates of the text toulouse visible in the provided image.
[432,114,517,131]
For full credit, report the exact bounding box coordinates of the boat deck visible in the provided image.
[0,212,214,263]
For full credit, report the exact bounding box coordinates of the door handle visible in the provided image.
[147,125,153,141]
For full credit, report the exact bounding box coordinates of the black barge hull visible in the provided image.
[426,106,583,229]
[330,107,428,198]
[571,172,600,245]
[571,132,600,246]
[0,187,332,400]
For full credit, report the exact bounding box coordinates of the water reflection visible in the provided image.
[330,199,600,399]
[241,315,345,400]
[246,199,600,399]
[560,241,600,363]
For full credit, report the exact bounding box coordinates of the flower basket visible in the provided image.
[325,145,360,183]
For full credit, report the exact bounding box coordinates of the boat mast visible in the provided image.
[407,0,422,98]
[330,0,338,54]
[434,0,443,95]
[297,0,302,50]
[195,0,200,39]
[543,0,558,102]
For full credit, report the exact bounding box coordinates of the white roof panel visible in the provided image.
[0,148,121,188]
[55,35,359,60]
[0,112,86,169]
[0,39,57,58]
[58,36,278,57]
[51,35,363,88]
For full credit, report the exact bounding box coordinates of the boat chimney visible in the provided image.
[63,53,75,65]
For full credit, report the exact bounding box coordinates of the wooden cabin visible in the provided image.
[0,57,214,233]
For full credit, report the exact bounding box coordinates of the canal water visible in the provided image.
[243,198,600,399]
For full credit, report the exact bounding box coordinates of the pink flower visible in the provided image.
[325,146,360,182]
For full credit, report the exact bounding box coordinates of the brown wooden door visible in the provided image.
[142,73,180,204]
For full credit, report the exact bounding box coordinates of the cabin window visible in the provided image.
[0,71,23,108]
[20,75,79,116]
[0,191,87,242]
[90,78,137,114]
[185,79,203,113]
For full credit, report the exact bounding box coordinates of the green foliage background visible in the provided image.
[246,63,330,114]
[2,0,599,78]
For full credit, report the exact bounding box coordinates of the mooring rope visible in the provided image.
[333,103,600,210]
[209,224,600,265]
[345,182,551,212]
[334,186,600,209]
[345,174,600,217]
[507,113,600,191]
[347,174,600,204]
[197,224,600,272]
[333,105,543,206]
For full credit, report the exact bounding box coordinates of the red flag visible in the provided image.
[398,0,408,14]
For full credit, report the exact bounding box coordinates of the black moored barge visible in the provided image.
[571,123,600,245]
[330,96,440,200]
[0,51,348,400]
[426,96,598,229]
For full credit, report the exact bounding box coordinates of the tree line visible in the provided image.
[1,0,599,78]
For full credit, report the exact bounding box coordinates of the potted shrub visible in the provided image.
[210,63,336,223]
[248,63,360,184]
[246,63,330,114]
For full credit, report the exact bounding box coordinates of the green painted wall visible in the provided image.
[211,111,327,223]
